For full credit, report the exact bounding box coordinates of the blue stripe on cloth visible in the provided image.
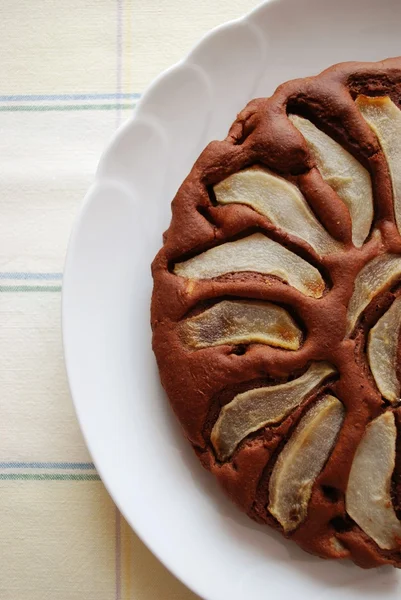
[0,92,141,102]
[0,473,101,481]
[0,272,63,280]
[0,462,96,470]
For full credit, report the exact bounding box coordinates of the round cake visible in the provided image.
[151,58,401,568]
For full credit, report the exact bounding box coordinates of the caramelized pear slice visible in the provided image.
[182,300,302,350]
[346,412,401,550]
[357,95,401,234]
[290,115,373,248]
[174,233,325,298]
[214,168,340,256]
[269,395,344,532]
[346,253,401,335]
[368,297,401,404]
[211,362,336,461]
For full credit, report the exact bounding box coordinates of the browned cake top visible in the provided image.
[151,57,401,569]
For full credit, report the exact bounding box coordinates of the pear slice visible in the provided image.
[181,300,302,351]
[346,253,401,335]
[357,95,401,234]
[214,168,340,256]
[290,115,373,248]
[269,395,344,532]
[330,537,348,556]
[211,362,336,461]
[346,412,401,550]
[368,297,401,404]
[174,233,325,298]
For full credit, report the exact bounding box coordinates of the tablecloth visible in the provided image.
[0,1,260,598]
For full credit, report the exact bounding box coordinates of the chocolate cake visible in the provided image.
[151,58,401,568]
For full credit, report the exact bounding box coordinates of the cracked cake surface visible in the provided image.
[151,57,401,569]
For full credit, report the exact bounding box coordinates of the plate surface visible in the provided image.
[62,1,401,598]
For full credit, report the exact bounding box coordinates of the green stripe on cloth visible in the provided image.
[0,473,101,481]
[0,285,62,292]
[0,103,136,112]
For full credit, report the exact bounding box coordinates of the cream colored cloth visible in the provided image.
[0,1,260,599]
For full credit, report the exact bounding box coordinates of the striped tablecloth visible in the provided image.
[0,1,259,598]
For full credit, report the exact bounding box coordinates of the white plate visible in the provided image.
[62,1,401,598]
